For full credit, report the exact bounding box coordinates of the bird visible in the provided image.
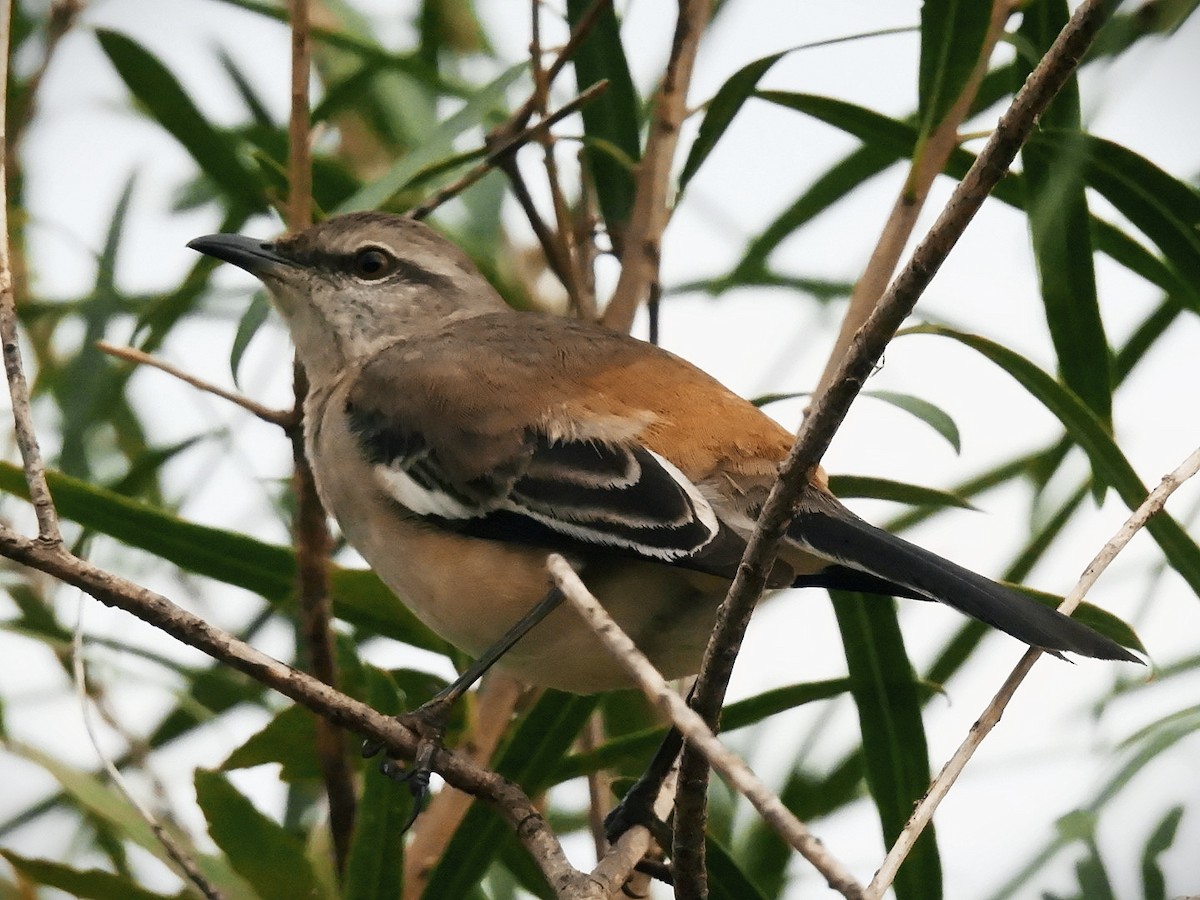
[188,211,1139,700]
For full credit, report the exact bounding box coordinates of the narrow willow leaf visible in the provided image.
[566,0,641,230]
[865,389,962,453]
[1020,2,1112,427]
[97,31,267,212]
[195,770,323,900]
[906,326,1200,600]
[1140,805,1184,900]
[0,852,177,900]
[680,50,788,191]
[213,0,459,94]
[917,0,991,139]
[229,291,271,387]
[746,92,1198,313]
[342,668,408,900]
[832,592,941,900]
[337,62,524,212]
[707,834,770,900]
[0,462,447,651]
[828,475,975,510]
[1063,131,1200,292]
[555,679,852,782]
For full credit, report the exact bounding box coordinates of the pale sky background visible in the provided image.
[2,1,1200,897]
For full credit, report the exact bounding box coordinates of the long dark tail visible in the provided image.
[788,501,1140,663]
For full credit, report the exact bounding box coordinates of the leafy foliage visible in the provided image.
[1,2,1197,899]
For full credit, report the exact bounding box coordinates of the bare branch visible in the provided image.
[96,342,294,428]
[602,0,712,333]
[286,0,356,873]
[0,528,609,898]
[681,0,1119,877]
[814,0,1011,397]
[865,442,1197,898]
[408,81,609,222]
[548,555,865,898]
[0,0,61,544]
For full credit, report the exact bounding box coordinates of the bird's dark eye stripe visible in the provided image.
[270,245,452,289]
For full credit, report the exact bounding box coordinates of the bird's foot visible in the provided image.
[604,777,673,848]
[361,697,454,833]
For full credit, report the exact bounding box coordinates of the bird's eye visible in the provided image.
[351,247,393,280]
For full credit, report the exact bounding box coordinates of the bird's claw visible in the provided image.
[361,702,454,834]
[604,780,673,848]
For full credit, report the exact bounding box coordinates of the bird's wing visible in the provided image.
[341,313,775,565]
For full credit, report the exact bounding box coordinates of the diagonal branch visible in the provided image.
[548,555,864,899]
[0,527,618,899]
[678,0,1120,881]
[863,442,1200,899]
[601,0,712,333]
[96,342,295,428]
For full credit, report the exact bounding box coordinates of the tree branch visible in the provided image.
[865,441,1198,898]
[548,555,865,898]
[0,0,60,545]
[0,528,619,898]
[602,0,712,333]
[814,0,1011,396]
[679,0,1120,882]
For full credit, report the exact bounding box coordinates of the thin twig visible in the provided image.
[409,80,609,221]
[548,555,865,899]
[287,0,312,233]
[287,0,356,873]
[0,528,607,899]
[0,0,61,544]
[681,0,1119,882]
[813,0,1010,397]
[71,603,224,900]
[602,0,712,333]
[96,342,294,428]
[865,443,1199,898]
[526,0,593,318]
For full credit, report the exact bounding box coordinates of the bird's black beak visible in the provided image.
[187,233,293,275]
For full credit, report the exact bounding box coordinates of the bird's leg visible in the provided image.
[604,721,684,846]
[363,586,567,825]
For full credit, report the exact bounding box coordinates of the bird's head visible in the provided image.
[188,212,507,383]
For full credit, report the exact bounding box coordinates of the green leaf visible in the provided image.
[743,92,1200,314]
[0,462,448,651]
[195,769,323,900]
[0,852,180,900]
[832,592,941,900]
[706,833,770,900]
[343,668,409,900]
[421,692,598,898]
[827,475,974,510]
[96,31,267,213]
[680,50,789,191]
[1061,131,1200,296]
[1019,2,1111,428]
[555,679,851,782]
[337,62,524,213]
[865,390,962,454]
[1140,805,1184,900]
[905,326,1200,601]
[917,0,991,139]
[567,0,641,231]
[230,291,272,387]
